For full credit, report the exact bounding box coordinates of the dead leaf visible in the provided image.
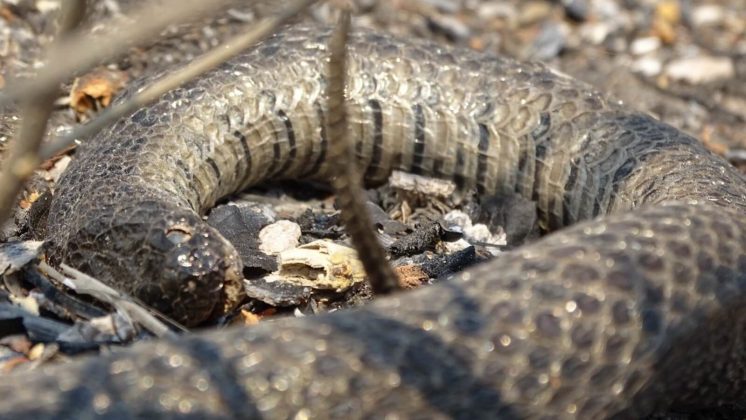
[69,68,128,120]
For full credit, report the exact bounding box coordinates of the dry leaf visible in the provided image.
[69,68,128,120]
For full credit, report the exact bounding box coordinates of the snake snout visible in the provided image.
[137,217,245,327]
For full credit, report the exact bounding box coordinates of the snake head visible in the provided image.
[46,188,246,328]
[130,211,245,327]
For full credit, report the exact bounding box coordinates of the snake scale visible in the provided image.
[2,23,746,418]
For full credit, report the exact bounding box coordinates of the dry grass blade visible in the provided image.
[0,0,241,106]
[0,0,87,228]
[325,11,401,295]
[41,0,319,160]
[39,261,181,338]
[0,0,245,227]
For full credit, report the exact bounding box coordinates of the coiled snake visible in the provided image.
[2,24,746,418]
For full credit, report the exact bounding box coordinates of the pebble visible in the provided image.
[630,37,661,55]
[632,56,663,77]
[427,14,472,42]
[258,220,301,255]
[518,1,553,25]
[665,56,735,84]
[419,0,461,14]
[580,22,612,45]
[476,2,516,20]
[530,22,566,60]
[443,238,473,253]
[691,5,724,27]
[443,210,472,231]
[562,0,589,22]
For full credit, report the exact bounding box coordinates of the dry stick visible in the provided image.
[0,0,242,107]
[39,261,178,338]
[326,12,401,294]
[0,0,87,226]
[0,0,242,226]
[41,0,318,160]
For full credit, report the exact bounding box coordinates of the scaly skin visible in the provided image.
[10,24,745,418]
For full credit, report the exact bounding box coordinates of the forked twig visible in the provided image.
[0,0,87,226]
[41,0,318,159]
[0,0,241,106]
[0,0,318,226]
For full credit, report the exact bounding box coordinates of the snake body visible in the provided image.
[3,24,746,418]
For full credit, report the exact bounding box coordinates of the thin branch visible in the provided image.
[41,0,318,160]
[0,0,87,227]
[39,261,181,338]
[0,0,241,106]
[326,11,401,294]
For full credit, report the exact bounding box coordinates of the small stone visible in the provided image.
[632,57,663,77]
[443,238,473,254]
[464,224,505,256]
[518,1,553,25]
[476,2,516,20]
[529,22,566,60]
[691,5,724,27]
[427,14,471,42]
[562,0,589,22]
[443,210,472,231]
[580,22,612,45]
[630,37,661,55]
[419,0,460,13]
[258,220,301,255]
[665,56,735,84]
[27,343,45,360]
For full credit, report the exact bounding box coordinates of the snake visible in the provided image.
[2,23,745,418]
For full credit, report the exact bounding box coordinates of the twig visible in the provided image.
[39,261,181,338]
[0,0,87,228]
[0,0,241,106]
[41,0,318,159]
[325,11,401,294]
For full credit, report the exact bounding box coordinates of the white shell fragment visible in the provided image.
[258,220,302,255]
[265,240,366,291]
